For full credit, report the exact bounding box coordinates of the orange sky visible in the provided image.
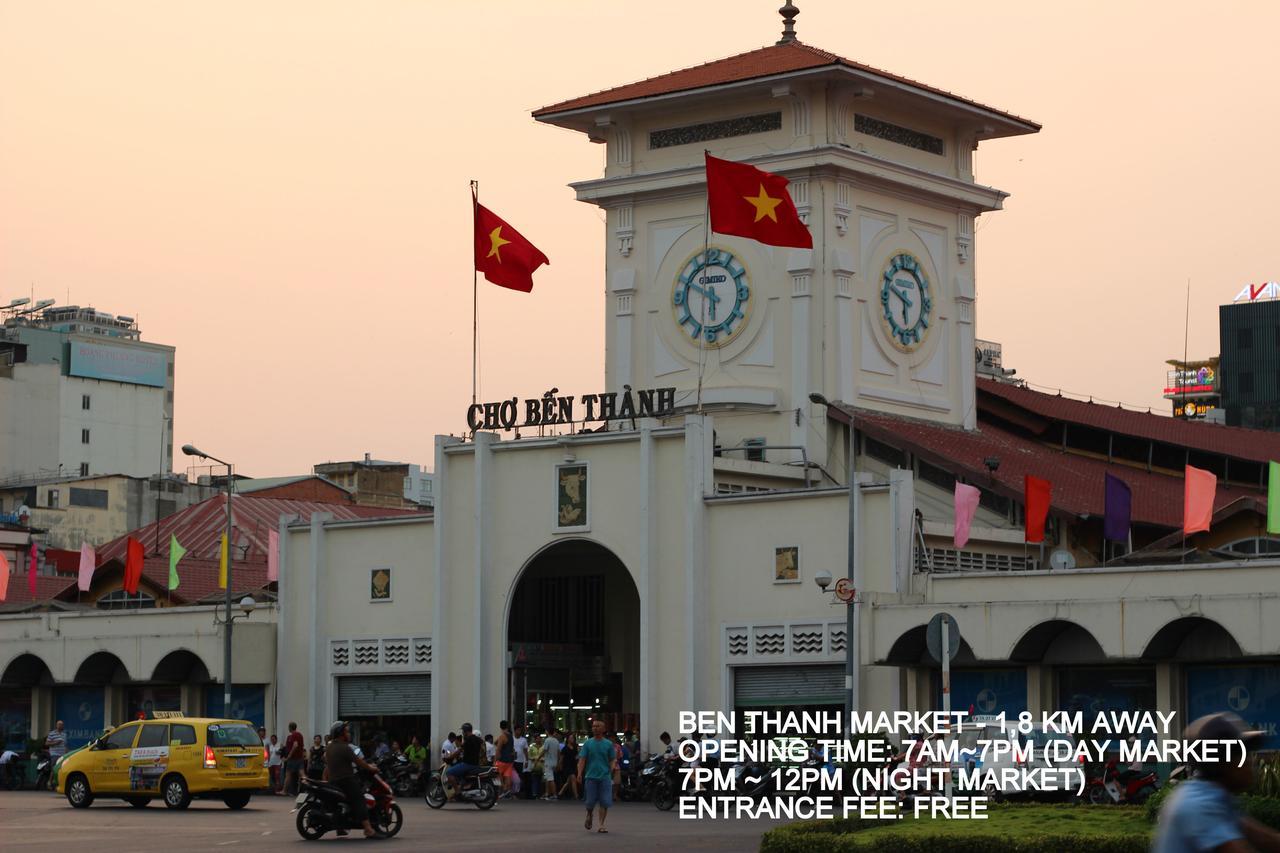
[3,1,1278,476]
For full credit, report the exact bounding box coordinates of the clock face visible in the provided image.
[879,252,933,351]
[672,248,750,347]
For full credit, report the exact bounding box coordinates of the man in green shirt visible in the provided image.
[577,719,617,833]
[405,735,428,769]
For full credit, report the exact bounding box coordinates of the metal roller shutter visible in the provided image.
[337,675,431,716]
[733,665,843,708]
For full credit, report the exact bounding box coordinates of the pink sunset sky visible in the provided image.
[2,1,1277,476]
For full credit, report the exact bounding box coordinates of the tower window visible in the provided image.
[82,394,91,410]
[81,428,90,444]
[743,438,766,463]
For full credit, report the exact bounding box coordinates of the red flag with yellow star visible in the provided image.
[705,153,812,249]
[473,201,550,293]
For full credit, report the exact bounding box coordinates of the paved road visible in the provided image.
[0,791,780,851]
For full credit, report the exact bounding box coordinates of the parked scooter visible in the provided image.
[423,762,498,809]
[378,754,416,798]
[293,769,403,840]
[33,750,53,792]
[1084,759,1159,805]
[650,754,683,811]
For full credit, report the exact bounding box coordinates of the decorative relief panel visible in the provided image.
[724,622,847,661]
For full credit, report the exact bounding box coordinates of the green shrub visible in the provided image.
[1145,783,1173,823]
[1242,795,1280,831]
[1254,755,1280,799]
[760,826,1148,853]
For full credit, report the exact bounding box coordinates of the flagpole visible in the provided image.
[696,151,711,413]
[471,180,480,416]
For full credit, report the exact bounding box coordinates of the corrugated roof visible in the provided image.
[846,405,1266,530]
[978,379,1280,464]
[533,40,1038,130]
[97,493,422,564]
[0,573,78,609]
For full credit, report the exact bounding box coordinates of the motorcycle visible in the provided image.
[1083,759,1158,805]
[378,754,416,798]
[650,754,682,811]
[732,760,774,800]
[293,769,403,840]
[423,761,498,809]
[33,751,53,792]
[616,755,644,802]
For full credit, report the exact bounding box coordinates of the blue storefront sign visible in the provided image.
[54,687,106,750]
[204,685,266,729]
[935,668,1028,717]
[1187,665,1280,750]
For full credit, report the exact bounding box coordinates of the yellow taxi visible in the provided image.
[58,715,269,810]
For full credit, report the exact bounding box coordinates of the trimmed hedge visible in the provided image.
[760,805,1149,853]
[1146,783,1280,831]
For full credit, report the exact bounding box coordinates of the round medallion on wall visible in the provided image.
[879,251,933,352]
[672,247,750,348]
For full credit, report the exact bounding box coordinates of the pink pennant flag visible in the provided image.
[78,542,97,592]
[954,482,981,548]
[1183,465,1217,534]
[267,529,279,583]
[0,551,9,601]
[27,542,38,597]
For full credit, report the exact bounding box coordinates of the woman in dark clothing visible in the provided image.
[557,733,580,800]
[307,735,326,780]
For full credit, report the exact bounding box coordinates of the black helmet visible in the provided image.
[330,720,348,740]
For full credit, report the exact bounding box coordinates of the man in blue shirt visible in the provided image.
[577,720,617,834]
[1153,712,1280,852]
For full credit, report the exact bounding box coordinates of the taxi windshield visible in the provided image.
[207,724,261,747]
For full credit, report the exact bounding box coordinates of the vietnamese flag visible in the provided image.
[124,536,144,594]
[1024,475,1052,544]
[705,153,812,249]
[473,201,549,293]
[0,551,8,601]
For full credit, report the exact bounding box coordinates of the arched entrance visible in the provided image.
[1,653,54,751]
[506,539,639,737]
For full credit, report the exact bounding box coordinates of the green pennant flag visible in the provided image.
[169,534,187,590]
[1269,461,1280,535]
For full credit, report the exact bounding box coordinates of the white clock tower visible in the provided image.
[534,3,1037,473]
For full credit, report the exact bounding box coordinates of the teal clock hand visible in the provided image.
[889,282,915,325]
[686,283,722,321]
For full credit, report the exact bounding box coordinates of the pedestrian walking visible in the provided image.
[513,724,530,798]
[308,735,326,780]
[557,732,580,800]
[266,734,283,792]
[578,720,616,833]
[1154,712,1280,852]
[493,721,516,798]
[282,722,306,795]
[542,730,561,800]
[528,733,545,800]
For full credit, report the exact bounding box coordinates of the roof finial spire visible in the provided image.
[777,1,799,45]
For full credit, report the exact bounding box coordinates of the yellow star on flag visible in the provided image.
[487,226,512,261]
[744,184,783,223]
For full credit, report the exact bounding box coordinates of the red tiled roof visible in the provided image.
[97,494,422,564]
[533,40,1038,129]
[848,406,1265,529]
[1,573,76,606]
[978,379,1280,465]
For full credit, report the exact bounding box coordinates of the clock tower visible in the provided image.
[534,4,1038,472]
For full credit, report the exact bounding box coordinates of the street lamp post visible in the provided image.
[182,443,235,712]
[809,393,858,731]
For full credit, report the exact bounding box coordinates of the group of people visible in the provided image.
[441,718,628,833]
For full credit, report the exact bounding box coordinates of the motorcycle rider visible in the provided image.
[324,721,382,839]
[444,723,486,800]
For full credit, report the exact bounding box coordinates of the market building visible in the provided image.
[274,7,1280,758]
[0,492,414,752]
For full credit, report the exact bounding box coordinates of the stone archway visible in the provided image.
[505,539,639,738]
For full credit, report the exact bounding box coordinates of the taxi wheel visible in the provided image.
[223,792,251,809]
[66,773,94,809]
[162,774,192,810]
[125,796,151,808]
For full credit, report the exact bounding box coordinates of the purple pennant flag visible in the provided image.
[1104,473,1132,543]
